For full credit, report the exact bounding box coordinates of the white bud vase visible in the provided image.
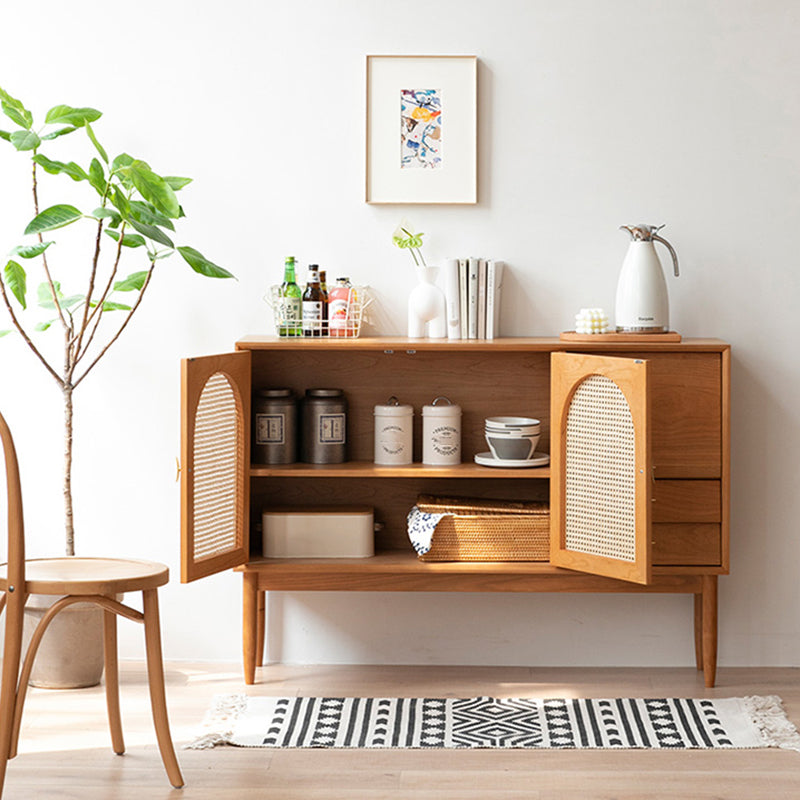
[408,265,447,338]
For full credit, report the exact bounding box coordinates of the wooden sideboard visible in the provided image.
[180,336,730,686]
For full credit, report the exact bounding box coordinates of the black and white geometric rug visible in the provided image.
[189,694,800,751]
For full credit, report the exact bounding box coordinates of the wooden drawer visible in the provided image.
[647,354,722,479]
[652,480,721,523]
[653,524,721,565]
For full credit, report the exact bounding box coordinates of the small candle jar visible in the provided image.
[373,396,413,465]
[422,396,461,466]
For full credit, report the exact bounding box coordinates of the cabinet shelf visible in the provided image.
[249,460,550,479]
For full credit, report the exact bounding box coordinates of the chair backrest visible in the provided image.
[0,410,24,590]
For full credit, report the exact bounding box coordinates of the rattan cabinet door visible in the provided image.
[181,351,251,583]
[550,353,652,585]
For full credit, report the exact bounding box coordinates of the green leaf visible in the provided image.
[88,158,106,194]
[125,160,180,218]
[34,320,54,332]
[177,246,234,279]
[41,126,78,141]
[10,130,41,151]
[109,185,131,219]
[33,154,88,182]
[163,176,193,191]
[44,104,102,128]
[60,294,85,310]
[129,219,174,248]
[0,86,33,129]
[0,329,11,337]
[129,200,175,231]
[85,122,108,163]
[91,207,121,227]
[114,271,149,292]
[3,260,27,309]
[24,204,83,235]
[11,241,54,259]
[105,229,146,248]
[99,300,131,312]
[37,281,61,308]
[0,129,10,142]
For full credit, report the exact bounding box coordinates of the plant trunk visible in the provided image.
[63,383,75,557]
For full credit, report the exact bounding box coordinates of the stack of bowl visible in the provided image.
[484,416,541,462]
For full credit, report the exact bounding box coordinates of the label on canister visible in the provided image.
[255,413,285,445]
[319,413,346,444]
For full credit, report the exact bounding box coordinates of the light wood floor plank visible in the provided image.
[2,663,798,799]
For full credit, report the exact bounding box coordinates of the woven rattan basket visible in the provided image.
[415,495,550,562]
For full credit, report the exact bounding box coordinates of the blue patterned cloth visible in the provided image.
[406,505,446,555]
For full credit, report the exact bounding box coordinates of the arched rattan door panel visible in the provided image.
[181,352,251,583]
[550,353,651,585]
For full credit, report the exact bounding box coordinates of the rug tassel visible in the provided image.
[743,695,800,751]
[185,693,248,749]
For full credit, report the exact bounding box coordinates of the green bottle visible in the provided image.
[278,256,302,336]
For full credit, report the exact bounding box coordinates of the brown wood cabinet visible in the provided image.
[180,336,730,687]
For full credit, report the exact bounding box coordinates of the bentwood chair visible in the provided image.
[0,410,183,796]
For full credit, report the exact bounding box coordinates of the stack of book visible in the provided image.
[441,258,505,340]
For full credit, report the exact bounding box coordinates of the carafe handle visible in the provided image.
[652,233,680,277]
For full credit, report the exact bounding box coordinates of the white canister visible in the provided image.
[422,396,461,466]
[373,396,414,465]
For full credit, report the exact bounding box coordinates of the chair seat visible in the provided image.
[0,557,169,596]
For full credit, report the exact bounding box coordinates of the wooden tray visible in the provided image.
[560,330,682,343]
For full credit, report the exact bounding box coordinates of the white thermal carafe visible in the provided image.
[615,224,680,333]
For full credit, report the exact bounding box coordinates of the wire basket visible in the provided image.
[266,285,370,338]
[415,495,550,562]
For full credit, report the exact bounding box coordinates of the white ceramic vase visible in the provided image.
[407,266,447,338]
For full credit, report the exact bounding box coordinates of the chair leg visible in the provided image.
[141,588,183,789]
[0,589,26,797]
[103,608,125,755]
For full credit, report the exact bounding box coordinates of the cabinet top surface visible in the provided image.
[235,335,730,353]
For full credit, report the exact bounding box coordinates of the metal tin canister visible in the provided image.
[373,396,413,465]
[302,388,347,463]
[422,396,461,466]
[253,388,297,464]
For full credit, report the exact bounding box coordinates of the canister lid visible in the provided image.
[422,396,461,416]
[257,388,294,398]
[374,396,413,416]
[306,388,344,397]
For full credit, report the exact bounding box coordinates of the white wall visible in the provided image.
[1,0,798,669]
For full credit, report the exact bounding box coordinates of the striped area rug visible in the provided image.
[189,694,800,751]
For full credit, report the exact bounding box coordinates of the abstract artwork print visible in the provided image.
[401,89,442,169]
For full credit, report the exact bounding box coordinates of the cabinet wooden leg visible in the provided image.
[243,572,259,685]
[693,592,703,671]
[256,591,266,668]
[701,576,718,688]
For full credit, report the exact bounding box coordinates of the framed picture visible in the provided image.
[366,55,477,204]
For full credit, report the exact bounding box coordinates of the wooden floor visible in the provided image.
[3,663,799,799]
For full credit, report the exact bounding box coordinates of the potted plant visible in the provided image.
[392,221,446,338]
[0,84,234,686]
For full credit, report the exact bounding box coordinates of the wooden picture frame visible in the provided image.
[365,55,477,204]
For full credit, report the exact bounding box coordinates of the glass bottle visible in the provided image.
[302,264,324,337]
[319,269,329,336]
[329,276,352,337]
[277,256,302,337]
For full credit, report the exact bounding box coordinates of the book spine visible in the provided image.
[477,258,487,339]
[486,260,505,340]
[442,258,461,340]
[458,259,468,339]
[467,257,479,339]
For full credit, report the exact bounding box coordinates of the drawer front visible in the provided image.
[653,480,721,523]
[647,353,722,478]
[653,523,721,565]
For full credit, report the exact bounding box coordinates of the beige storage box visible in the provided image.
[262,506,374,558]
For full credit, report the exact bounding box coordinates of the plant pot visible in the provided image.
[22,594,105,689]
[408,265,447,338]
